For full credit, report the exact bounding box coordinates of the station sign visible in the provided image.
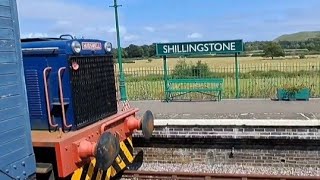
[156,39,243,56]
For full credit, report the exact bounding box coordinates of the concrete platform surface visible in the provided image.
[130,99,320,120]
[153,119,320,126]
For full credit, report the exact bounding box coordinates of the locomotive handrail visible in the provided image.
[58,67,72,129]
[59,34,74,39]
[43,67,58,128]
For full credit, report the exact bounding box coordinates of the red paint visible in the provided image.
[125,116,141,131]
[32,108,140,178]
[77,140,96,159]
[72,62,79,70]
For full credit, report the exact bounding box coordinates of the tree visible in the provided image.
[112,48,128,59]
[148,43,156,57]
[262,42,285,59]
[125,44,144,58]
[141,45,150,57]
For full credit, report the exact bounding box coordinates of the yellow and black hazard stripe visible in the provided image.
[71,136,134,180]
[109,136,134,177]
[72,158,112,180]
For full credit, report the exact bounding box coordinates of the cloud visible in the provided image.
[187,32,203,39]
[123,34,139,41]
[160,39,170,43]
[21,33,49,38]
[144,26,155,32]
[107,26,128,36]
[16,0,114,22]
[163,24,179,30]
[16,0,115,40]
[15,0,142,45]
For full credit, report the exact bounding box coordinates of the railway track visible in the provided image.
[118,170,320,180]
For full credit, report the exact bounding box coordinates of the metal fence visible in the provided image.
[114,62,320,101]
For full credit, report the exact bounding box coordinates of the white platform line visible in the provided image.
[299,113,311,120]
[154,119,320,126]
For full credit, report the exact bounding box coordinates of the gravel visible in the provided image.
[127,162,320,177]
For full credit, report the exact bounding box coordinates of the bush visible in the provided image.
[299,54,306,59]
[171,60,212,78]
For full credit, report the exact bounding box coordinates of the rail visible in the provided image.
[121,170,319,180]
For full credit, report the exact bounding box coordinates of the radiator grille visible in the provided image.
[69,55,117,128]
[24,69,43,119]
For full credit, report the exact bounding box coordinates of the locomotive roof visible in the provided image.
[21,37,68,42]
[20,36,110,55]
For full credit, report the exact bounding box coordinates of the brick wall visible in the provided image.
[133,146,319,168]
[130,125,320,175]
[133,125,320,140]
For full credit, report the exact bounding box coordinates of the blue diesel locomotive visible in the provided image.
[0,0,154,179]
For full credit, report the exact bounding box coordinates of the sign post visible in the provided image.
[163,56,169,101]
[156,39,244,99]
[235,53,240,98]
[110,0,127,101]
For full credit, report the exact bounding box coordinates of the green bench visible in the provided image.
[165,78,224,102]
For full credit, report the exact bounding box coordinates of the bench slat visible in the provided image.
[168,88,222,92]
[167,78,223,84]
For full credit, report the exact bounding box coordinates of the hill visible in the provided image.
[274,31,320,42]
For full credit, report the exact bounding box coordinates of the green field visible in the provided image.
[115,55,320,71]
[114,56,320,100]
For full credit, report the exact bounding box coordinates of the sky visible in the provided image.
[16,0,320,47]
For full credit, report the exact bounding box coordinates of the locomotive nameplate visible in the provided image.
[81,42,102,50]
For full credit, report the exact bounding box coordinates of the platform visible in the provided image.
[131,99,320,119]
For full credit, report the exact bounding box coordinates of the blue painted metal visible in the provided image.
[21,37,115,131]
[0,0,36,179]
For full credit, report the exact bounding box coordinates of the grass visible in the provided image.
[113,55,320,100]
[115,55,320,71]
[125,76,320,101]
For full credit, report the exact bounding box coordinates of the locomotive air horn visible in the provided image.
[125,110,154,140]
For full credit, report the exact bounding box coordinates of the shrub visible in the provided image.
[171,60,211,78]
[299,54,306,59]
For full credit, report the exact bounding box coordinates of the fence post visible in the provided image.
[235,53,240,98]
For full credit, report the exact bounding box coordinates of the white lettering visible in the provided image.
[190,44,196,52]
[214,43,222,51]
[163,45,168,53]
[197,44,204,52]
[209,43,215,51]
[162,41,238,54]
[167,45,175,53]
[204,44,209,51]
[231,42,236,51]
[223,43,230,51]
[176,45,180,53]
